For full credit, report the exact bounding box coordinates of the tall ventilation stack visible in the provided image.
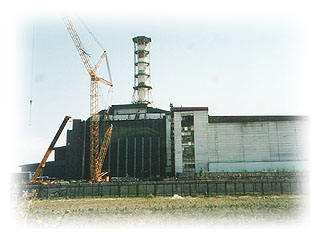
[132,36,152,105]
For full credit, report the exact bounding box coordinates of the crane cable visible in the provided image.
[105,55,113,85]
[29,25,35,127]
[76,15,113,85]
[76,14,104,51]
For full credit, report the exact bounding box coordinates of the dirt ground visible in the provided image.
[13,194,307,228]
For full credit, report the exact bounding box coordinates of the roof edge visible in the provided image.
[208,115,309,123]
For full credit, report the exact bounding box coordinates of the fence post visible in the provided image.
[224,182,227,195]
[38,185,41,198]
[299,181,302,194]
[91,184,94,197]
[261,182,264,195]
[172,183,174,196]
[207,182,209,196]
[234,183,236,195]
[289,182,292,194]
[136,183,139,197]
[175,182,178,194]
[243,183,245,195]
[154,183,157,197]
[127,183,130,197]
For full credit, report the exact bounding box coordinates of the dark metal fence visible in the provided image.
[19,179,307,199]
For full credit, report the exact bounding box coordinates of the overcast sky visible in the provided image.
[3,1,317,173]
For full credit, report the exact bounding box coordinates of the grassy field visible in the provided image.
[15,194,306,228]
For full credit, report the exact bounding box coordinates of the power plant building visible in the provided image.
[20,36,309,179]
[171,107,308,176]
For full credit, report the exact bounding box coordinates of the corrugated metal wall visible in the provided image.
[194,111,209,171]
[173,110,308,173]
[207,120,308,171]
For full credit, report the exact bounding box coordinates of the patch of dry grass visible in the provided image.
[15,194,306,227]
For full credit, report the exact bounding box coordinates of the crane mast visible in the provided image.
[62,15,113,182]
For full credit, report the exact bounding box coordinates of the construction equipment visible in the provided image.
[29,115,71,184]
[95,123,113,181]
[62,15,113,182]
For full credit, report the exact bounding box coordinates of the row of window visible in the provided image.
[181,115,195,173]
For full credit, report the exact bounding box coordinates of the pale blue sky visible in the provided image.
[14,12,305,169]
[2,1,319,236]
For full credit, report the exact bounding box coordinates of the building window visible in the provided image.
[181,114,195,173]
[184,164,195,169]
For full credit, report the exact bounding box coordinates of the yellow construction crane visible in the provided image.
[62,15,113,182]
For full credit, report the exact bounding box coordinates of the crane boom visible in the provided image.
[96,124,113,179]
[62,15,93,75]
[93,51,107,75]
[30,116,71,183]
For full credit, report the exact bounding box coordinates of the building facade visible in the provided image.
[170,107,308,176]
[21,104,170,180]
[21,105,308,179]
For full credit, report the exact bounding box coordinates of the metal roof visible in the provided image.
[107,104,168,115]
[19,160,65,168]
[171,107,209,112]
[147,107,169,114]
[110,104,147,109]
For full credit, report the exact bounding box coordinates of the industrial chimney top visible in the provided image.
[132,36,153,105]
[132,36,152,43]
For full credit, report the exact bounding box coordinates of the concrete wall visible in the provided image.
[194,111,209,171]
[20,179,307,198]
[172,109,308,174]
[173,113,183,173]
[165,115,172,174]
[207,120,308,172]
